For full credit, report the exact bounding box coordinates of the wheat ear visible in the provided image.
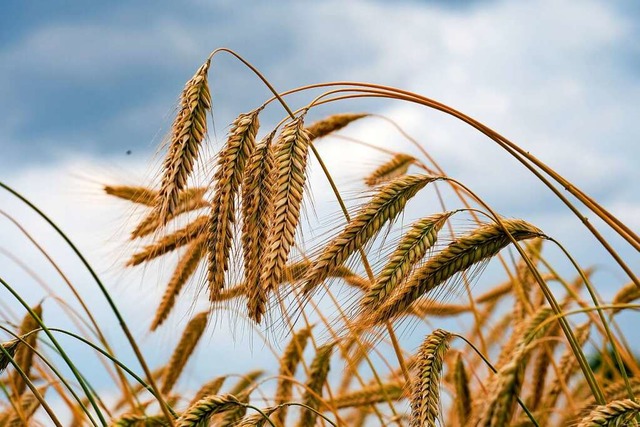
[5,386,47,426]
[274,326,312,426]
[157,59,211,222]
[362,211,453,311]
[612,281,640,313]
[332,382,405,409]
[111,414,169,426]
[305,113,368,140]
[127,215,207,266]
[410,329,451,427]
[104,185,159,206]
[150,235,207,330]
[161,311,208,394]
[303,174,437,295]
[10,304,42,396]
[189,376,227,407]
[132,187,209,239]
[260,117,311,313]
[453,352,472,425]
[0,340,19,374]
[176,394,243,427]
[577,399,640,427]
[371,219,543,325]
[364,153,416,186]
[207,110,260,301]
[241,131,276,323]
[297,343,335,427]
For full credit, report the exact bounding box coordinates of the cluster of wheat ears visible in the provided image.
[0,49,638,426]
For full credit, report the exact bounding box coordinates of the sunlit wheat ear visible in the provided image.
[512,238,544,321]
[207,110,260,301]
[157,59,212,222]
[408,300,470,318]
[104,185,159,206]
[305,113,368,141]
[612,281,640,313]
[274,326,312,426]
[370,218,543,325]
[5,386,46,425]
[237,407,278,427]
[260,117,312,313]
[332,382,405,409]
[361,211,454,312]
[126,215,207,266]
[410,329,451,427]
[161,311,209,394]
[297,342,335,427]
[241,131,276,323]
[132,187,209,239]
[111,414,168,426]
[541,322,590,421]
[303,174,438,295]
[189,376,227,406]
[364,153,417,187]
[577,399,640,427]
[177,394,243,427]
[10,303,42,395]
[453,352,472,425]
[150,235,206,331]
[0,340,19,374]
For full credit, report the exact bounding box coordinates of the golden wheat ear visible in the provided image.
[10,304,42,396]
[298,343,335,427]
[302,174,439,296]
[364,153,417,187]
[259,116,312,320]
[207,110,260,302]
[177,394,243,427]
[576,399,640,427]
[410,329,451,427]
[305,113,368,140]
[370,218,544,325]
[157,59,212,223]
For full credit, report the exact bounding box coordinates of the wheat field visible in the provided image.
[0,49,638,426]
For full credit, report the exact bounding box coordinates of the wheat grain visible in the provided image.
[157,60,211,222]
[303,174,438,295]
[410,329,451,427]
[207,110,260,301]
[364,153,416,186]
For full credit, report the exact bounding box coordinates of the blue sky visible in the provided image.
[0,0,638,414]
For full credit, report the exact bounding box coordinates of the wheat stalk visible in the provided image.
[242,131,276,323]
[410,328,451,427]
[161,311,208,394]
[305,113,368,140]
[370,218,543,325]
[157,59,211,222]
[364,153,416,187]
[150,235,207,330]
[362,211,453,311]
[207,110,260,301]
[260,117,312,317]
[303,174,438,295]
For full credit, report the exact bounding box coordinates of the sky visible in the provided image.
[0,0,638,417]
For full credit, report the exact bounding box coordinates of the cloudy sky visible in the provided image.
[0,0,638,410]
